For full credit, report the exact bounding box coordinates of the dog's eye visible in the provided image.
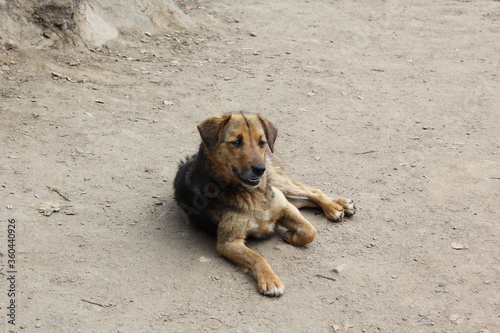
[258,140,266,148]
[231,140,243,148]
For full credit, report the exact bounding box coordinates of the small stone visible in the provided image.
[332,264,347,274]
[451,242,465,250]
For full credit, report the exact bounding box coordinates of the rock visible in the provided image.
[0,0,197,48]
[79,0,197,47]
[34,0,80,30]
[332,264,348,274]
[451,242,465,250]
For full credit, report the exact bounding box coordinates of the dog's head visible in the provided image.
[198,113,277,188]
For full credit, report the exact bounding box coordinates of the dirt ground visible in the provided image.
[1,0,499,332]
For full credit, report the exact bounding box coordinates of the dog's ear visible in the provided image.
[258,116,278,153]
[197,114,232,150]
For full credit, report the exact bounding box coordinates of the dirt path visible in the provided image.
[1,0,499,332]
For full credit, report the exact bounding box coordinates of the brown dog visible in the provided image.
[174,112,355,296]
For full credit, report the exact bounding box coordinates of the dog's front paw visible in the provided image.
[336,198,356,216]
[324,199,356,221]
[323,202,345,221]
[258,273,285,297]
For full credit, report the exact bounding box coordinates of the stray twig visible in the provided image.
[315,274,337,281]
[416,313,431,322]
[47,186,71,201]
[354,150,377,155]
[81,298,114,308]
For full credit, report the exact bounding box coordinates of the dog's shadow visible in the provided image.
[158,198,216,254]
[156,199,264,289]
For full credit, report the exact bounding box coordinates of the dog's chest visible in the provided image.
[247,186,287,238]
[247,211,276,237]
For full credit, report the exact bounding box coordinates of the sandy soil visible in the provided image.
[1,0,499,332]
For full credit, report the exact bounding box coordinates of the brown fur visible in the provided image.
[174,112,355,296]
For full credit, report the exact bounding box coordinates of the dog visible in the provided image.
[174,112,355,296]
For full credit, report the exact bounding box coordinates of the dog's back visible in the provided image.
[174,148,219,234]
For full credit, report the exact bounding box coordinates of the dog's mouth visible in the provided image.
[232,166,261,188]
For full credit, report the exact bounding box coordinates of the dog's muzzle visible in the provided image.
[232,164,266,188]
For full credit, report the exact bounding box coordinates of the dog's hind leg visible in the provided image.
[270,169,355,221]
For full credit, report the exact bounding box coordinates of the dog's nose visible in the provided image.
[251,164,266,177]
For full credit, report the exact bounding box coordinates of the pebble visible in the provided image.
[332,264,347,274]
